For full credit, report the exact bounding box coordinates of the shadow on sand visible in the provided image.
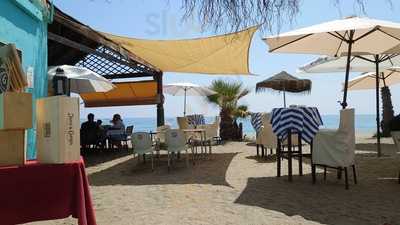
[245,155,277,163]
[82,149,133,168]
[356,143,397,153]
[235,154,400,225]
[88,152,238,187]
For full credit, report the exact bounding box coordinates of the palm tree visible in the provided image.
[207,79,250,140]
[381,86,395,137]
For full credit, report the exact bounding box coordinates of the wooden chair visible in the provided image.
[256,113,277,157]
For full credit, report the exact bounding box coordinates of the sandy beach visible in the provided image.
[29,134,400,225]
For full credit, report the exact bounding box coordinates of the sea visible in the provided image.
[83,114,377,136]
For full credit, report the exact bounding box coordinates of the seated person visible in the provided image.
[96,119,107,146]
[80,113,98,147]
[110,114,125,131]
[108,114,126,143]
[81,113,97,131]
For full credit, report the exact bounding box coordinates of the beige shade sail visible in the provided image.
[348,67,400,90]
[101,26,258,75]
[80,80,160,107]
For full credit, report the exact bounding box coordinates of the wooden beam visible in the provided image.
[52,8,160,72]
[48,32,155,76]
[84,95,162,107]
[102,72,154,79]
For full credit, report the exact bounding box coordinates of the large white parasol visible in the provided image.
[48,65,115,94]
[163,82,216,116]
[265,16,400,156]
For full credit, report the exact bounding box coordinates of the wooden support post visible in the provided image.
[298,134,303,176]
[352,165,357,184]
[277,138,281,177]
[261,145,265,157]
[344,167,349,190]
[256,144,259,157]
[312,164,316,184]
[155,72,165,127]
[288,130,293,182]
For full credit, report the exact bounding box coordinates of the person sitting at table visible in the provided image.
[80,113,99,149]
[96,119,107,147]
[108,114,126,149]
[81,113,97,131]
[110,114,125,130]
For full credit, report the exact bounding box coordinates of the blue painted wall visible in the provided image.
[0,0,50,159]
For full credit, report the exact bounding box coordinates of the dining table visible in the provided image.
[270,106,323,181]
[0,158,97,225]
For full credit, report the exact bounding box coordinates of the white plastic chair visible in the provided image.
[131,132,155,171]
[201,116,221,144]
[154,125,171,155]
[177,117,195,141]
[195,118,219,156]
[165,129,191,171]
[177,117,192,129]
[312,108,357,189]
[155,125,171,145]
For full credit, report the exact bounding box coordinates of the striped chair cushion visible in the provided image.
[250,112,264,133]
[186,114,205,127]
[270,107,323,143]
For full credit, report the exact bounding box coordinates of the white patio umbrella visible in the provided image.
[265,16,400,108]
[48,65,115,94]
[298,55,400,156]
[348,67,400,90]
[265,16,400,156]
[163,82,216,116]
[298,55,400,74]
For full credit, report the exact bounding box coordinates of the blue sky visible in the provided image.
[55,0,400,119]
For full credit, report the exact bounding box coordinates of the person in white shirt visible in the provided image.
[110,114,125,131]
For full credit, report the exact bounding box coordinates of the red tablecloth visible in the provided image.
[0,158,97,225]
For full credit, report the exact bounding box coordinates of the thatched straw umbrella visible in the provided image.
[256,71,312,107]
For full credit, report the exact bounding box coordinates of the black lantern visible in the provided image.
[52,68,70,96]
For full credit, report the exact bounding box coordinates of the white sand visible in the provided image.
[29,135,400,225]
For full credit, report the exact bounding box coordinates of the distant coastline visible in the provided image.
[81,114,378,135]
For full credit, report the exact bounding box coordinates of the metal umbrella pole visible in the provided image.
[283,88,287,108]
[183,88,187,116]
[375,55,381,157]
[341,30,355,109]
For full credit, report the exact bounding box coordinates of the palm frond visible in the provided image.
[206,79,250,119]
